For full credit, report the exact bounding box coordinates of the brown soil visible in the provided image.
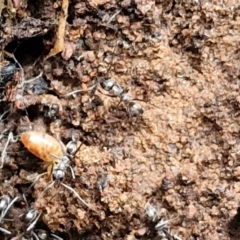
[1,0,240,239]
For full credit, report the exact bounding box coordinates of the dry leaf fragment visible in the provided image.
[45,0,69,59]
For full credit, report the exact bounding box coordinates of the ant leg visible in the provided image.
[0,226,11,234]
[36,181,55,201]
[22,194,29,208]
[26,212,41,232]
[20,71,43,86]
[0,195,10,213]
[51,233,64,240]
[0,132,17,168]
[0,196,18,222]
[27,172,48,190]
[60,182,89,208]
[32,231,40,240]
[57,139,66,155]
[116,98,123,108]
[49,153,63,161]
[0,109,10,121]
[65,82,98,97]
[10,232,25,240]
[67,166,75,179]
[47,165,53,181]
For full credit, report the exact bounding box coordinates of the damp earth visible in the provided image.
[0,1,240,240]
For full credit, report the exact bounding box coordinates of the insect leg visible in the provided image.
[0,195,10,213]
[0,132,17,168]
[20,71,43,86]
[36,181,55,201]
[60,182,89,208]
[0,109,10,122]
[26,212,41,232]
[51,233,64,240]
[65,82,98,97]
[10,232,25,240]
[67,165,75,179]
[27,172,48,190]
[32,231,40,240]
[0,226,11,234]
[0,196,18,222]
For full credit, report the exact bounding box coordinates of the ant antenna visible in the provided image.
[49,153,64,161]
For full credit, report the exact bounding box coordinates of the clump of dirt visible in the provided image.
[1,0,240,239]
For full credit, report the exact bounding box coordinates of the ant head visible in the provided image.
[100,78,115,91]
[53,169,65,181]
[128,102,143,116]
[24,208,38,223]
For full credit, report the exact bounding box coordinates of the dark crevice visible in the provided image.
[27,0,49,19]
[4,36,45,66]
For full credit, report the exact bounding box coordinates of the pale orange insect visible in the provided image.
[20,131,65,177]
[20,131,89,207]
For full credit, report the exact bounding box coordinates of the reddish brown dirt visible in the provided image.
[1,0,240,239]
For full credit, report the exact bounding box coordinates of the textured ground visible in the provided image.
[1,0,240,239]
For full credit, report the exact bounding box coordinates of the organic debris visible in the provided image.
[0,1,240,240]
